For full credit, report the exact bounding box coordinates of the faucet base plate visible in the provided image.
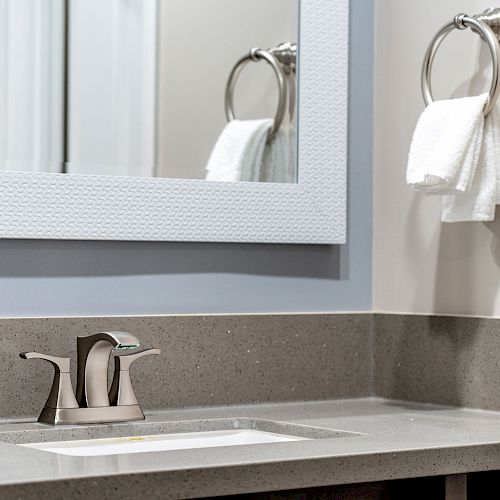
[38,405,145,426]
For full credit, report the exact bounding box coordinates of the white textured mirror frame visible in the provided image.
[0,0,347,244]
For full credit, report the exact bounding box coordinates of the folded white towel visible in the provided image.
[205,119,273,182]
[442,106,500,222]
[406,94,488,194]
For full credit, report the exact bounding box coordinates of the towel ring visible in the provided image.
[225,48,287,142]
[422,13,500,117]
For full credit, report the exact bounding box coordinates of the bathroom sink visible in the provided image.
[21,429,307,456]
[7,418,359,457]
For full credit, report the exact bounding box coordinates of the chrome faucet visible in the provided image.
[20,332,160,425]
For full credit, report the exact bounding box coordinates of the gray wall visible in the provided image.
[372,0,500,317]
[0,0,373,317]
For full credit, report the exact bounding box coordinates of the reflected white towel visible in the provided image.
[406,94,488,193]
[442,107,500,222]
[205,119,273,182]
[261,126,296,183]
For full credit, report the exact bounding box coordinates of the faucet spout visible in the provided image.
[76,332,140,408]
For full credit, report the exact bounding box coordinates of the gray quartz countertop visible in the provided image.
[1,397,500,499]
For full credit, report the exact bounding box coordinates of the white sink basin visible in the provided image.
[8,418,358,458]
[21,429,308,457]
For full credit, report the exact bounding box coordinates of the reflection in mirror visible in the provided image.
[0,0,299,183]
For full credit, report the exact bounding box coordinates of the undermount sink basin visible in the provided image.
[8,418,358,457]
[22,429,307,457]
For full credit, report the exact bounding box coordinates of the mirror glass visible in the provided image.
[0,0,299,183]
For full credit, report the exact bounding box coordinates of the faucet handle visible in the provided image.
[109,348,161,406]
[20,352,71,372]
[20,352,79,409]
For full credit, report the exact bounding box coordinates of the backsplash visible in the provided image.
[374,314,500,411]
[3,312,500,419]
[0,314,371,418]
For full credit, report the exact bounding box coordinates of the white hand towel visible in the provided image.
[261,125,296,183]
[441,106,500,222]
[205,119,273,182]
[406,94,488,193]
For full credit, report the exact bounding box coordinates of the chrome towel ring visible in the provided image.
[225,48,287,142]
[422,12,500,117]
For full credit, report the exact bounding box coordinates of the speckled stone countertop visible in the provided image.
[1,398,500,499]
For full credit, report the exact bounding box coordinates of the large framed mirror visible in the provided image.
[0,0,347,243]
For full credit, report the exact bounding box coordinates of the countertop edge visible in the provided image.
[1,442,500,499]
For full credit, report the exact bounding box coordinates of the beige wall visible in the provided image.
[156,0,298,180]
[373,0,500,316]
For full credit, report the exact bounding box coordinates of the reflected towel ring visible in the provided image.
[225,48,287,142]
[422,13,500,117]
